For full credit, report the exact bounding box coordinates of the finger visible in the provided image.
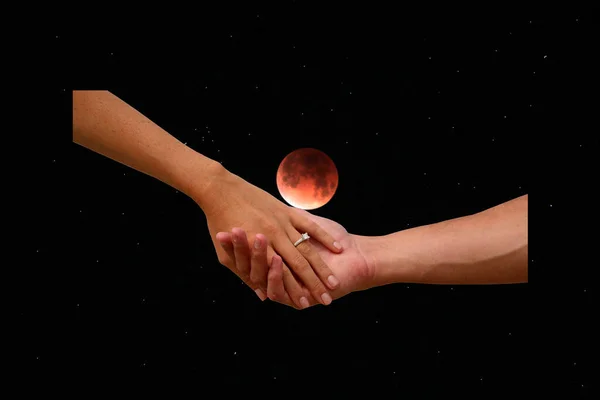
[217,232,266,301]
[281,261,311,309]
[267,254,288,303]
[288,225,339,290]
[216,232,236,264]
[231,227,251,276]
[250,233,269,291]
[274,231,333,306]
[291,211,343,253]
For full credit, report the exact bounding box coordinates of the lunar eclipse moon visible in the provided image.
[276,148,339,210]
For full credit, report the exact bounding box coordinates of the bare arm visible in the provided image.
[72,90,227,209]
[359,195,528,286]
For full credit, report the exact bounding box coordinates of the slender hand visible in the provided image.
[72,90,343,308]
[223,195,528,309]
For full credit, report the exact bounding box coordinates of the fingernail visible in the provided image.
[328,275,339,288]
[321,292,332,305]
[333,241,342,250]
[254,237,261,249]
[255,289,266,301]
[299,296,309,309]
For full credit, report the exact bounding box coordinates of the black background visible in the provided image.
[28,4,596,396]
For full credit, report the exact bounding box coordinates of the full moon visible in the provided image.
[276,148,339,210]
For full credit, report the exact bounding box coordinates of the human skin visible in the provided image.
[72,90,344,309]
[218,195,528,307]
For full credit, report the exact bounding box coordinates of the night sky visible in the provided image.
[29,4,596,395]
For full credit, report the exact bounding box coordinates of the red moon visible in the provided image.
[276,148,339,210]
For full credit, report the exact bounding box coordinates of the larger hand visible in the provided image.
[193,168,343,308]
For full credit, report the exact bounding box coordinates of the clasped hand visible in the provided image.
[216,210,373,309]
[195,168,349,309]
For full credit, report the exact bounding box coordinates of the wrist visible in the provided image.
[355,231,421,288]
[188,159,234,214]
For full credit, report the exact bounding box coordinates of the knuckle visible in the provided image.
[304,220,318,232]
[309,280,325,293]
[263,223,278,236]
[291,255,311,273]
[296,242,312,256]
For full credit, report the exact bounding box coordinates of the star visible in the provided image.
[234,351,237,355]
[375,320,379,324]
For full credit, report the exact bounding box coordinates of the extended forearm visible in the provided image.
[72,90,226,206]
[363,195,528,286]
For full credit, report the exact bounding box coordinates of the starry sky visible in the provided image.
[29,4,596,395]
